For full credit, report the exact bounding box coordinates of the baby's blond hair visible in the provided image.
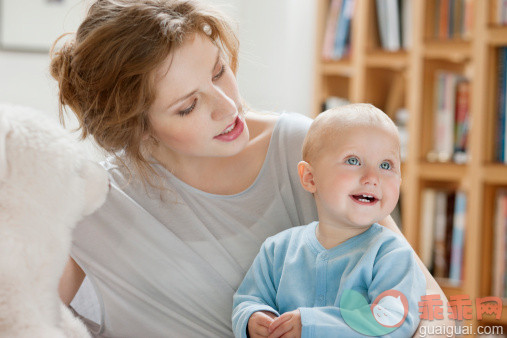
[302,103,399,163]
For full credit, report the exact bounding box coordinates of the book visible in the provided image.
[492,190,507,297]
[333,0,355,59]
[385,0,401,51]
[453,79,470,163]
[439,0,450,40]
[420,188,437,270]
[376,0,389,50]
[449,191,466,284]
[463,0,473,39]
[444,192,456,278]
[503,48,507,163]
[433,72,460,162]
[321,0,343,60]
[433,191,449,278]
[401,0,412,49]
[497,0,507,25]
[497,47,506,162]
[453,0,463,39]
[434,0,473,40]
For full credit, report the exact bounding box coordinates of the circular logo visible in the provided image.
[371,289,409,328]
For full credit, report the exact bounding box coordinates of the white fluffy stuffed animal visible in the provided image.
[0,104,109,337]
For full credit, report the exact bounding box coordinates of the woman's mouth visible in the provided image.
[214,115,244,142]
[350,194,379,205]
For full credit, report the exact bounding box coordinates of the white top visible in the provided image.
[70,112,318,337]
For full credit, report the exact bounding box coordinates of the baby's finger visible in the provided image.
[268,319,293,338]
[256,313,275,327]
[252,324,270,337]
[268,313,291,334]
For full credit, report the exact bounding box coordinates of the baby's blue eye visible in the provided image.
[380,161,391,170]
[347,157,360,166]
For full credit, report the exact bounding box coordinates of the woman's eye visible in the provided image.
[212,64,225,81]
[346,157,360,166]
[178,99,197,116]
[380,161,392,170]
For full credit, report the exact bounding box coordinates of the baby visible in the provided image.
[232,104,426,338]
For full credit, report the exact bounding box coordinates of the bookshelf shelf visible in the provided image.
[365,52,408,70]
[437,279,464,294]
[486,27,507,45]
[483,165,507,184]
[423,41,472,62]
[419,162,468,182]
[321,61,354,77]
[314,0,506,334]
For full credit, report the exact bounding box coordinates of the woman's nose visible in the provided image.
[210,86,237,121]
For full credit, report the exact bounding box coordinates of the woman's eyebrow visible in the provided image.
[165,49,221,110]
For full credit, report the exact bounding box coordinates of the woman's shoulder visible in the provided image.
[247,111,313,141]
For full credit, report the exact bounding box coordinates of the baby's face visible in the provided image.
[311,125,401,228]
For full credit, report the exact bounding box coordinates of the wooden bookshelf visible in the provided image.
[313,0,507,334]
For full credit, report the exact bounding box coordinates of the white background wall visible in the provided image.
[0,0,317,130]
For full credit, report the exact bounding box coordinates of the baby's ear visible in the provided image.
[0,113,11,181]
[297,161,316,193]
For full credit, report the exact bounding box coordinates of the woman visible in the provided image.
[51,0,452,336]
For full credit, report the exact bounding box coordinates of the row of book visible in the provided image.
[494,0,507,26]
[420,189,467,286]
[433,0,473,40]
[375,0,412,51]
[321,0,355,60]
[492,190,507,298]
[496,47,507,163]
[428,72,470,164]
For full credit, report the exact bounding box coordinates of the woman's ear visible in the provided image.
[297,161,316,193]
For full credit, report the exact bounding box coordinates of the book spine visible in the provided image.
[322,0,343,60]
[493,190,507,297]
[453,79,470,162]
[333,0,354,59]
[433,191,449,278]
[449,191,466,284]
[503,48,507,163]
[420,188,437,269]
[497,48,506,162]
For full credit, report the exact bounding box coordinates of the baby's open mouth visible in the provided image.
[351,194,378,203]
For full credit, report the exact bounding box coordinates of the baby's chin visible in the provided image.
[349,215,389,227]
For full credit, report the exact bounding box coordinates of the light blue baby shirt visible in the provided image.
[232,222,426,338]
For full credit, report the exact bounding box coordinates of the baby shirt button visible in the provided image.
[321,253,327,260]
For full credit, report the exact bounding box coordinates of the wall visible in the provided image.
[0,0,317,140]
[237,0,316,115]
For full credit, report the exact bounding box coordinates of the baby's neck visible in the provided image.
[315,221,371,250]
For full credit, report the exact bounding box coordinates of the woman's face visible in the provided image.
[147,33,248,165]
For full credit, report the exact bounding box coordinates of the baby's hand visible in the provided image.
[248,311,277,338]
[268,309,302,338]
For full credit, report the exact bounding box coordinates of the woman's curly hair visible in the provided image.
[50,0,239,186]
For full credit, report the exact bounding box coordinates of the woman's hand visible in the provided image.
[248,311,278,338]
[268,309,302,338]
